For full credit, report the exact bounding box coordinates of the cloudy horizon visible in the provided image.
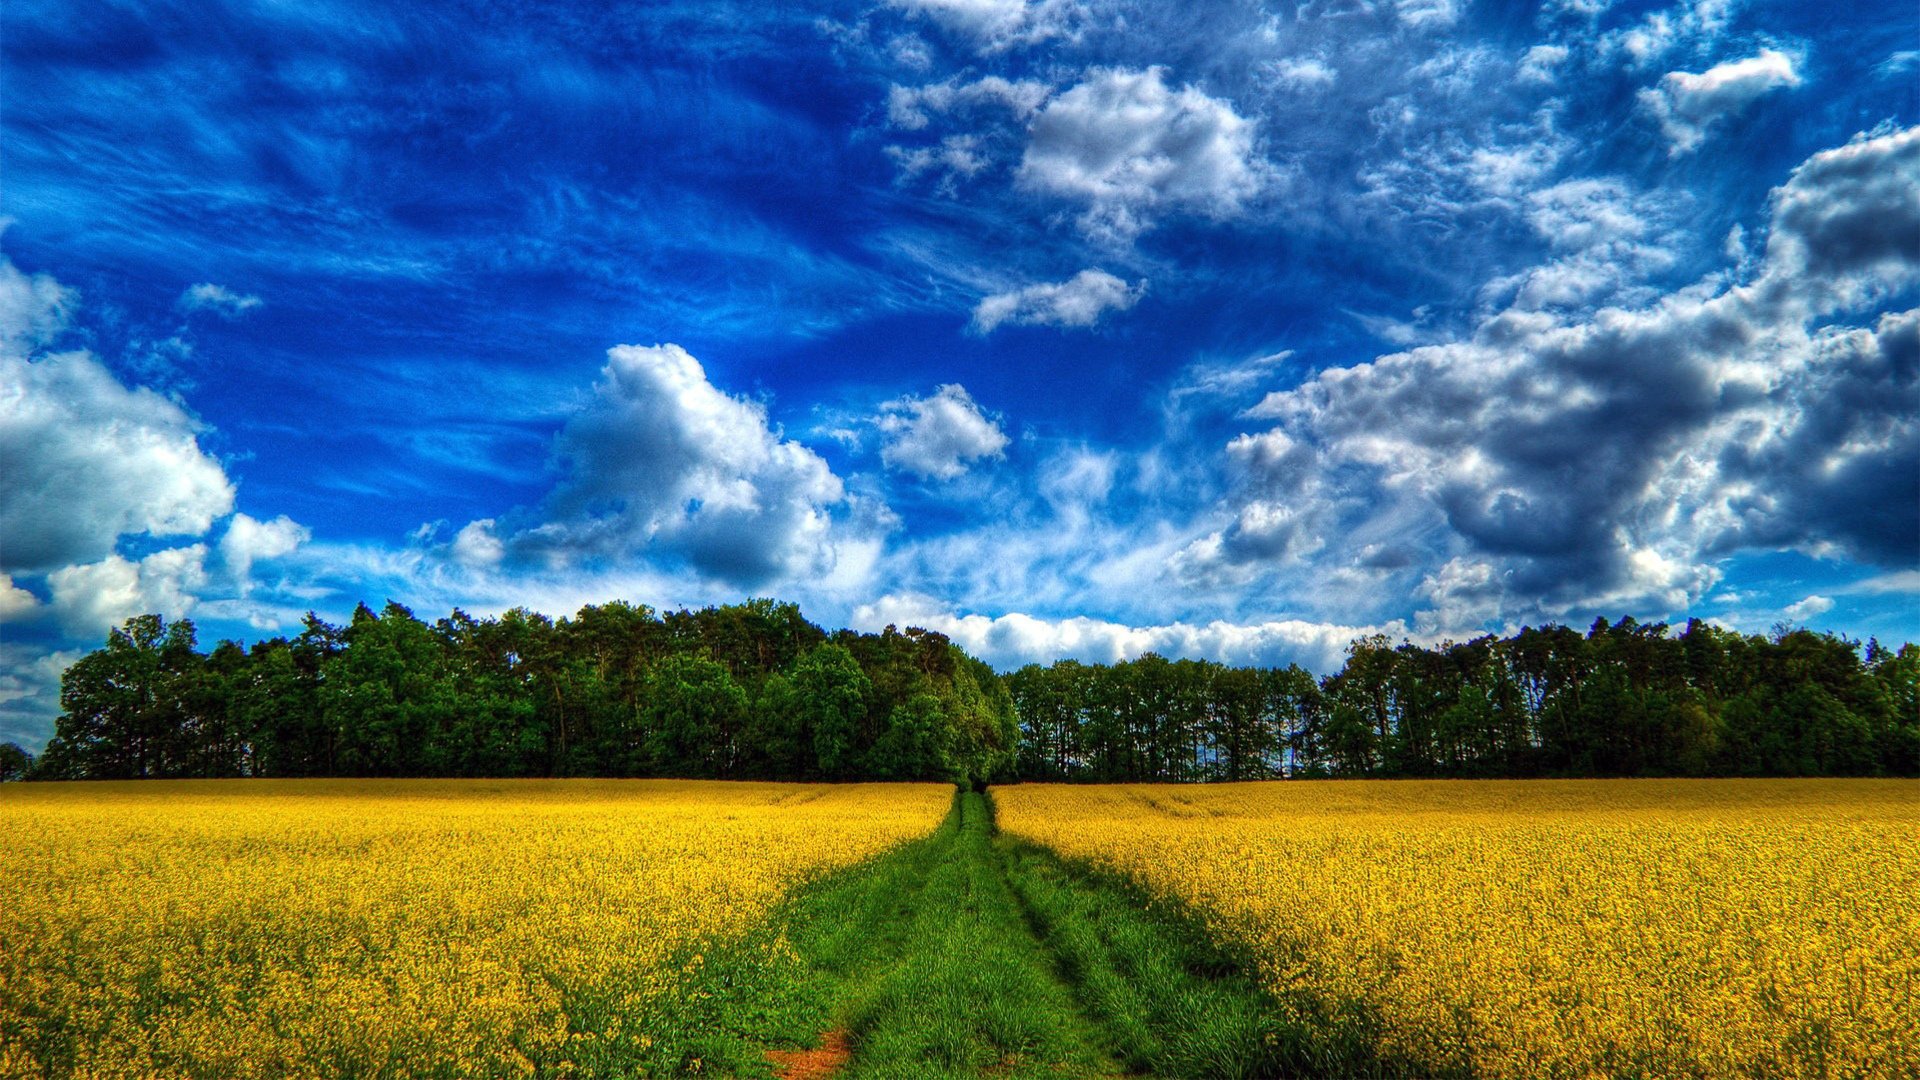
[2,0,1916,748]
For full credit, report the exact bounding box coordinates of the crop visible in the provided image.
[0,779,950,1079]
[996,779,1920,1079]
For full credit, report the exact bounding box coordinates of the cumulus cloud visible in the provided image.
[0,262,236,574]
[1185,127,1920,628]
[971,269,1145,333]
[523,343,847,584]
[177,282,262,317]
[852,592,1406,672]
[449,518,505,568]
[48,545,210,636]
[1640,49,1801,155]
[219,512,311,583]
[0,572,37,622]
[1018,67,1263,241]
[877,383,1010,480]
[889,0,1083,52]
[1781,594,1834,622]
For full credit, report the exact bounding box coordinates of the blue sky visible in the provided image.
[2,0,1916,746]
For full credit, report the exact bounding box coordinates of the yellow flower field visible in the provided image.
[0,779,950,1079]
[997,779,1920,1079]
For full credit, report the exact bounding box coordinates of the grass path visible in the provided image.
[763,790,1314,1078]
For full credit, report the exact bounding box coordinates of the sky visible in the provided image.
[2,0,1917,748]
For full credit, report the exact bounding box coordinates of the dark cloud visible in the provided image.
[1186,126,1920,626]
[515,343,850,585]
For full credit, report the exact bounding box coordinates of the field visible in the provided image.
[4,778,1913,1079]
[0,779,951,1078]
[996,779,1920,1079]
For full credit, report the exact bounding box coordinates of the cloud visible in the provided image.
[852,592,1406,672]
[47,545,210,636]
[1517,44,1570,84]
[1840,570,1920,595]
[0,643,82,750]
[886,135,993,187]
[1601,0,1739,67]
[1266,57,1336,91]
[522,343,848,584]
[1394,0,1461,30]
[888,0,1084,52]
[971,268,1145,333]
[0,573,37,622]
[0,255,75,354]
[888,76,1052,130]
[1640,49,1802,155]
[449,518,505,568]
[1018,67,1264,241]
[1185,127,1920,628]
[177,282,263,317]
[219,512,311,583]
[1781,594,1834,622]
[877,383,1010,480]
[0,260,236,574]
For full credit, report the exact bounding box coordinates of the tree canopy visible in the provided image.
[24,604,1915,783]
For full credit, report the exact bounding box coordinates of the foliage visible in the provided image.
[0,742,31,782]
[39,606,1916,784]
[41,601,1015,786]
[997,778,1920,1080]
[1007,618,1919,781]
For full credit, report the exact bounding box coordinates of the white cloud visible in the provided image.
[877,383,1010,480]
[1266,57,1336,91]
[0,259,236,573]
[177,282,263,317]
[0,572,37,622]
[219,512,311,583]
[1394,0,1461,30]
[1601,0,1738,67]
[1640,49,1801,155]
[524,343,848,584]
[888,0,1083,52]
[852,592,1407,672]
[886,135,993,187]
[1781,594,1834,622]
[48,545,210,637]
[0,256,74,354]
[888,75,1052,130]
[971,268,1145,333]
[1841,570,1920,595]
[450,518,505,568]
[1518,44,1570,84]
[1018,67,1264,241]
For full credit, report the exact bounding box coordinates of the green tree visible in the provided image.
[640,653,749,778]
[0,742,31,781]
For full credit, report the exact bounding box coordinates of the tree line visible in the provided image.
[1009,617,1919,781]
[17,600,1018,786]
[5,603,1914,784]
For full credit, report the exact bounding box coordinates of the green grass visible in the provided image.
[628,789,1408,1077]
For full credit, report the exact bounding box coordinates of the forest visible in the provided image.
[8,600,1917,783]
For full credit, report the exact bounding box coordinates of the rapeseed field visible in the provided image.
[0,779,950,1078]
[996,779,1919,1079]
